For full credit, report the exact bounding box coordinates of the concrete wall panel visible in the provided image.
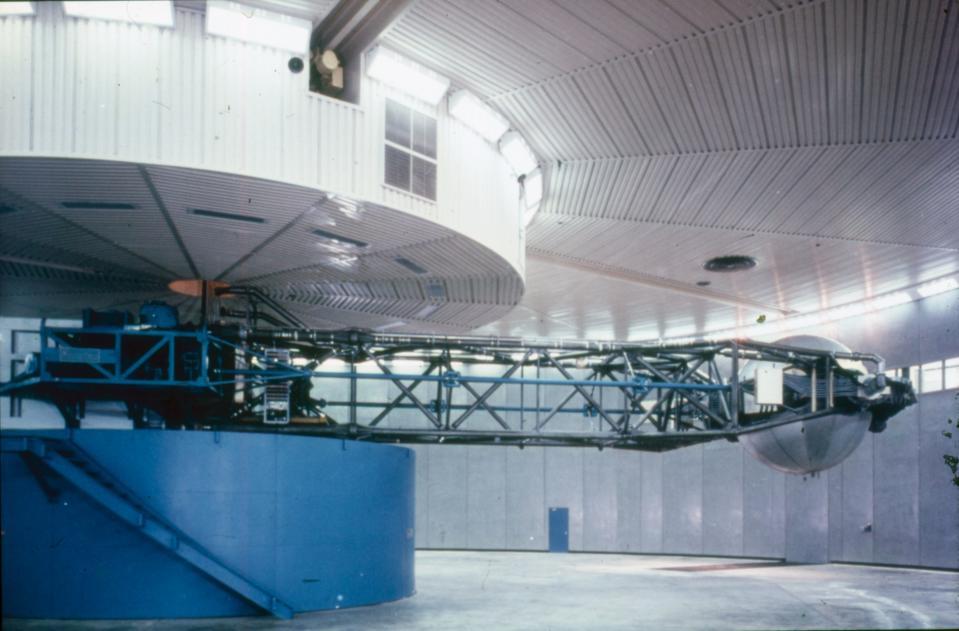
[582,450,618,551]
[839,436,874,563]
[412,445,429,549]
[506,448,546,550]
[467,447,508,550]
[742,452,786,558]
[615,450,643,553]
[426,446,468,548]
[703,442,744,557]
[873,407,920,566]
[784,473,829,563]
[917,390,959,569]
[662,445,703,554]
[827,465,843,560]
[640,451,664,553]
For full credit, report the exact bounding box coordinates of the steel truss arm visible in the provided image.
[2,325,912,452]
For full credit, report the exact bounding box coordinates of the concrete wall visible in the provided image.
[412,290,959,569]
[411,388,958,569]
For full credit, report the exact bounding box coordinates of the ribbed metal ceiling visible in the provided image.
[0,157,523,331]
[381,0,959,339]
[3,0,957,340]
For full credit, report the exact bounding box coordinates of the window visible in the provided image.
[908,365,920,389]
[944,357,959,390]
[921,361,944,393]
[384,99,437,200]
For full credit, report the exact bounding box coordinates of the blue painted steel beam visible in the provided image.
[219,369,729,391]
[324,401,639,415]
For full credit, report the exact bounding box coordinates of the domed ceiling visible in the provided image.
[378,0,959,339]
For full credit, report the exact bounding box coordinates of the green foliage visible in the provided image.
[945,394,959,488]
[945,454,959,487]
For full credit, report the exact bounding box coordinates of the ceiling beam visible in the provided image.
[310,0,413,100]
[527,248,797,316]
[312,0,413,63]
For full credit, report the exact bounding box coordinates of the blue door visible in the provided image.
[548,507,569,552]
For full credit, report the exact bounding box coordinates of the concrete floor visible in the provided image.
[5,551,959,630]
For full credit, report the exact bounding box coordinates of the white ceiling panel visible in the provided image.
[0,157,523,331]
[0,158,194,278]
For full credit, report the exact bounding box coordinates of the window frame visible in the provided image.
[921,360,944,393]
[943,357,959,391]
[891,357,959,393]
[383,98,438,202]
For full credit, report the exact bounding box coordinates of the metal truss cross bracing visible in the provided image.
[1,325,915,452]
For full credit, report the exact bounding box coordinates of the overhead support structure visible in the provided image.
[309,0,415,101]
[2,323,915,452]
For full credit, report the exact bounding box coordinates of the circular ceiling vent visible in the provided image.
[703,255,757,272]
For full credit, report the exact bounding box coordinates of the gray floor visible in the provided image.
[5,551,959,630]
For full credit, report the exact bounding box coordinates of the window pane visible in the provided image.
[385,100,411,148]
[412,111,437,158]
[385,145,411,191]
[412,156,436,200]
[945,357,959,390]
[921,361,943,393]
[908,365,920,389]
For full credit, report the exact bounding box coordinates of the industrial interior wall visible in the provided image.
[2,296,957,568]
[0,4,523,276]
[2,294,957,567]
[410,290,959,569]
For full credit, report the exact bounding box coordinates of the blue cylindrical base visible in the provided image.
[1,430,415,619]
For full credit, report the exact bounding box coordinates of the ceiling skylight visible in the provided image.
[0,2,34,16]
[449,90,509,143]
[62,1,174,27]
[366,46,451,105]
[499,131,538,176]
[206,1,311,53]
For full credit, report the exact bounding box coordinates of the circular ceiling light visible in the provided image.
[703,255,757,273]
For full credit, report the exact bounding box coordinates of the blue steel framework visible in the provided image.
[1,323,915,451]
